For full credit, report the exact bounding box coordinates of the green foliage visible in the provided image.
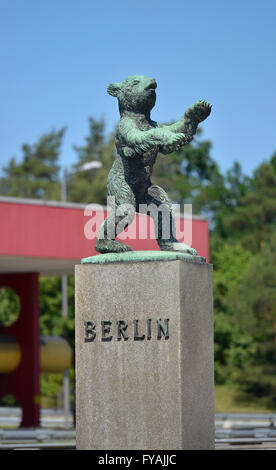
[225,231,276,405]
[2,116,276,409]
[210,156,276,405]
[0,128,65,200]
[40,369,75,408]
[212,244,252,383]
[214,385,276,413]
[40,373,63,403]
[221,159,276,252]
[213,244,252,312]
[153,136,276,405]
[68,117,116,204]
[152,128,223,213]
[39,275,75,350]
[0,287,21,326]
[0,394,19,407]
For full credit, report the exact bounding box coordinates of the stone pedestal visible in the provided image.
[75,252,214,450]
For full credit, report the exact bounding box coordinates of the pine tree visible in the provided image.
[0,128,65,200]
[68,117,116,205]
[223,156,276,252]
[152,128,221,211]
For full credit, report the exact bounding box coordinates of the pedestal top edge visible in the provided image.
[79,250,208,265]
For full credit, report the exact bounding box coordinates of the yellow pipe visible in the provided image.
[0,335,72,374]
[40,336,72,373]
[0,335,21,374]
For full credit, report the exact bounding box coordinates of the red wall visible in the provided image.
[0,201,209,262]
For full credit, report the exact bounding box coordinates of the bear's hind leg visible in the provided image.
[95,207,136,253]
[141,184,197,255]
[95,185,136,254]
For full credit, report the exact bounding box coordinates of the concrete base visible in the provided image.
[75,254,214,450]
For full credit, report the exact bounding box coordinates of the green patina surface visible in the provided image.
[81,250,206,265]
[93,74,212,257]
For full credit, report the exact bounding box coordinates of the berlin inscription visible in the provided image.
[84,318,169,342]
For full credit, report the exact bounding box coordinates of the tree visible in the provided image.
[227,230,276,406]
[152,128,224,216]
[222,157,276,252]
[67,117,116,205]
[211,161,251,240]
[212,243,253,383]
[0,128,65,200]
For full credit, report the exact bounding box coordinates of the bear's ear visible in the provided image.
[107,82,121,97]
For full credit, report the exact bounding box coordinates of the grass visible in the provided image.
[41,385,276,413]
[215,385,276,413]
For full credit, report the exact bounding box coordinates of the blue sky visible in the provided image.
[0,0,275,178]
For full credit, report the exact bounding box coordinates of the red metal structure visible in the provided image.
[0,273,40,427]
[0,196,209,426]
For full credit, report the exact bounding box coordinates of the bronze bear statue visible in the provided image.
[95,75,211,255]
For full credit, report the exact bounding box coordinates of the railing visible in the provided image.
[0,407,74,428]
[1,408,276,448]
[215,413,276,439]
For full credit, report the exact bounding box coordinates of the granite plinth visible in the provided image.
[75,254,214,450]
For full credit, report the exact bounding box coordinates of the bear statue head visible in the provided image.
[107,75,157,115]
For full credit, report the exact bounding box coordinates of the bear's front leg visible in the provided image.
[184,100,212,124]
[159,131,191,155]
[173,100,212,143]
[160,100,211,138]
